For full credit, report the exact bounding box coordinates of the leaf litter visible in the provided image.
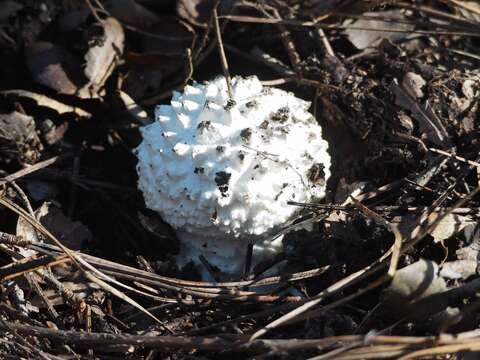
[0,0,479,359]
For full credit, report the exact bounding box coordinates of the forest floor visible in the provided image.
[0,0,480,359]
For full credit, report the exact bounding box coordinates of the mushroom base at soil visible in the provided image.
[175,230,284,278]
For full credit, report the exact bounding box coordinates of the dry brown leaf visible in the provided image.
[25,42,86,95]
[430,213,475,243]
[177,0,216,27]
[35,202,92,251]
[440,259,477,279]
[344,10,413,50]
[392,80,452,148]
[1,90,92,118]
[456,223,480,261]
[16,202,92,264]
[82,17,125,97]
[381,259,447,317]
[396,212,475,244]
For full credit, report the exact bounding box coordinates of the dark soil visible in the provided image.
[0,0,480,359]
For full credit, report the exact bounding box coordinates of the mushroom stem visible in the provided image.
[175,230,284,280]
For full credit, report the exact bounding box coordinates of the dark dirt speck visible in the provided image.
[215,171,231,196]
[224,99,236,110]
[197,120,211,131]
[211,208,218,221]
[308,163,325,184]
[240,128,253,142]
[271,107,290,123]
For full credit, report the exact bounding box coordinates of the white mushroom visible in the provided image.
[136,75,331,277]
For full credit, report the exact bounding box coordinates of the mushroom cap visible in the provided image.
[136,76,330,269]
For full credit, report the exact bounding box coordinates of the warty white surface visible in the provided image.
[136,75,331,274]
